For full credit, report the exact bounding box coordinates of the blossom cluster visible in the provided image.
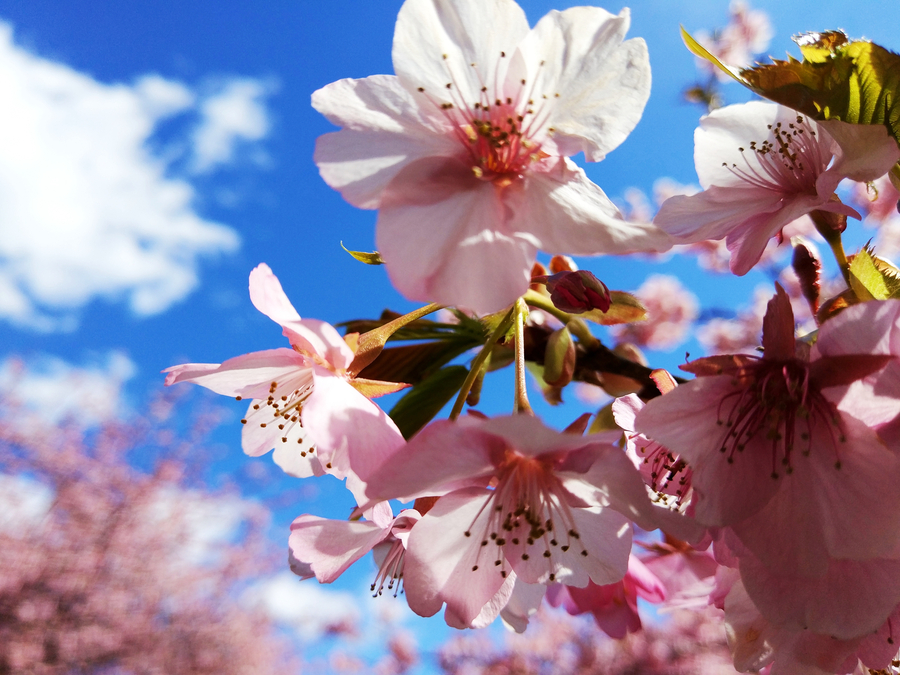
[166,1,900,673]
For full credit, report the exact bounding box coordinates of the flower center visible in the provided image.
[715,359,845,478]
[462,453,588,584]
[726,115,829,195]
[415,52,556,186]
[238,379,318,461]
[629,434,692,508]
[370,538,406,598]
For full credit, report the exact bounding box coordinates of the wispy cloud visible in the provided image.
[0,23,275,331]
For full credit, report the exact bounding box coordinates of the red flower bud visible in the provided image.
[536,270,611,314]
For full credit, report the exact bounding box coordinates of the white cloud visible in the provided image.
[0,351,136,426]
[246,572,362,641]
[192,78,274,173]
[0,22,274,331]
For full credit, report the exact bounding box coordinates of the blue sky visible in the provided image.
[0,0,898,670]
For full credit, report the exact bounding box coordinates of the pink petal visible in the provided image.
[507,504,631,587]
[281,318,355,371]
[248,262,301,325]
[312,74,458,209]
[740,554,900,639]
[402,488,509,624]
[821,118,900,183]
[377,155,537,314]
[516,158,671,255]
[499,579,546,633]
[163,348,311,399]
[392,0,529,106]
[635,376,781,526]
[302,367,405,484]
[288,514,390,583]
[517,7,649,162]
[654,185,783,243]
[364,417,502,503]
[730,412,900,575]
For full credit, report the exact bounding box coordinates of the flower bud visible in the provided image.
[544,326,576,388]
[538,270,611,314]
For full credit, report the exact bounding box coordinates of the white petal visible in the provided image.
[694,101,826,189]
[312,75,458,209]
[392,0,529,105]
[517,7,649,162]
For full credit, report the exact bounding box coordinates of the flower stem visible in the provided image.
[810,210,852,287]
[513,299,533,415]
[448,304,516,421]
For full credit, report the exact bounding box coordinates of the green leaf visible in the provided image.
[388,365,469,439]
[848,247,899,300]
[738,36,900,145]
[340,241,384,265]
[355,337,483,385]
[680,26,745,84]
[580,291,647,326]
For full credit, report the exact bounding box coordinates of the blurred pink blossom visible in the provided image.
[612,275,699,351]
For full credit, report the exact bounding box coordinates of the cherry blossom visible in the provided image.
[655,101,900,275]
[610,274,699,351]
[634,286,900,578]
[313,0,670,313]
[362,414,657,627]
[546,554,666,639]
[164,264,405,499]
[289,501,422,598]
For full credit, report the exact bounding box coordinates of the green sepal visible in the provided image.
[388,365,469,439]
[340,241,384,265]
[580,291,647,326]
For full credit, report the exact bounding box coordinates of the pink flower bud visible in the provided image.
[537,271,611,314]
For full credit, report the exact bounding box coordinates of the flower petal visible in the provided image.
[820,118,900,183]
[288,514,390,583]
[312,74,458,209]
[249,262,301,325]
[302,367,405,485]
[515,158,671,255]
[163,348,310,399]
[391,0,529,105]
[364,416,502,503]
[635,375,782,526]
[376,155,537,314]
[517,7,649,162]
[402,487,509,624]
[740,554,900,639]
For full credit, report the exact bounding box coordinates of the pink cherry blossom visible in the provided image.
[634,285,900,579]
[546,554,666,639]
[611,274,699,351]
[313,0,670,314]
[612,392,693,508]
[655,101,900,275]
[164,264,405,499]
[720,569,900,674]
[362,414,658,627]
[289,501,422,598]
